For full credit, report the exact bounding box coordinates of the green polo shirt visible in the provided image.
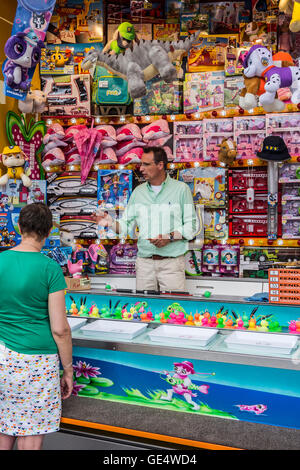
[119,175,197,258]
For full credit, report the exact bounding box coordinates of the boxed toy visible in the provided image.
[279,163,300,183]
[0,180,46,207]
[267,114,300,157]
[130,0,164,21]
[42,74,91,116]
[224,76,245,107]
[47,172,97,197]
[179,167,226,207]
[204,208,227,239]
[228,168,268,191]
[234,116,266,159]
[97,170,132,211]
[184,71,225,114]
[48,196,98,217]
[0,209,21,249]
[201,245,220,274]
[165,0,181,21]
[109,242,138,274]
[203,117,233,161]
[188,35,232,72]
[180,14,209,37]
[199,2,243,34]
[219,245,240,275]
[282,200,300,219]
[60,214,98,239]
[108,23,152,41]
[46,0,104,44]
[153,23,180,40]
[173,121,203,162]
[185,249,202,276]
[133,77,182,116]
[229,193,268,214]
[43,213,61,248]
[281,183,300,201]
[229,214,268,237]
[282,219,300,239]
[224,47,250,76]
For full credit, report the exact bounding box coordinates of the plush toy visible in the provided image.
[0,146,32,187]
[67,259,83,278]
[82,32,199,99]
[18,89,47,115]
[3,31,44,92]
[218,139,237,166]
[103,22,137,55]
[240,46,299,111]
[279,0,300,32]
[60,230,77,251]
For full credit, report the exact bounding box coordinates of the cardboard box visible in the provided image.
[65,276,91,291]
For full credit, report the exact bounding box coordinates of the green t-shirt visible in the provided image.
[0,250,67,355]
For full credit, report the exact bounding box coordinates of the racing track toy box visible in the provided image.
[42,74,91,117]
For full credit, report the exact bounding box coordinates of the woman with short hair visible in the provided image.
[0,203,73,450]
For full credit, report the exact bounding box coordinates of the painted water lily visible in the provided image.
[73,360,101,379]
[72,382,87,396]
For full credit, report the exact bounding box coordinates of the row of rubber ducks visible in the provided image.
[66,297,300,333]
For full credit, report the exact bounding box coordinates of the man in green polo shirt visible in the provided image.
[94,147,199,291]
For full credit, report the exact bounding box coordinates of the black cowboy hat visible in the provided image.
[257,136,291,162]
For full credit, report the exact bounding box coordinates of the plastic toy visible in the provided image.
[204,209,227,240]
[82,31,199,99]
[103,22,136,55]
[229,193,268,214]
[228,168,268,191]
[173,121,203,162]
[0,146,32,188]
[188,35,231,72]
[224,76,245,108]
[92,65,131,116]
[109,243,137,274]
[97,169,132,211]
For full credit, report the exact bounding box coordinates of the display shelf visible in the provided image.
[70,324,300,371]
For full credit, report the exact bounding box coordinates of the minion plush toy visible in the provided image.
[0,145,32,187]
[104,22,137,55]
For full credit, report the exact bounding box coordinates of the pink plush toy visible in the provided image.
[95,125,117,147]
[142,119,170,141]
[116,123,142,141]
[119,147,144,165]
[42,148,65,169]
[116,139,145,157]
[67,259,83,278]
[94,147,118,164]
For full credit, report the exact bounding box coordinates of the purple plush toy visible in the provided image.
[4,30,44,91]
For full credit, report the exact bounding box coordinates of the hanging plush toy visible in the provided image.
[3,0,56,100]
[82,31,200,99]
[0,146,32,187]
[279,0,300,32]
[103,22,137,55]
[240,45,300,111]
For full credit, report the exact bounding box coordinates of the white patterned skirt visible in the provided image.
[0,347,61,436]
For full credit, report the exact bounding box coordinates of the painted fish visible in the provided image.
[235,404,267,415]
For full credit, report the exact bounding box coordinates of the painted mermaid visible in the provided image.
[160,361,209,411]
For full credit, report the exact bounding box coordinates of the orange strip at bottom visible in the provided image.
[61,417,242,450]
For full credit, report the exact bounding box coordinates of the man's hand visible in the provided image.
[149,234,171,248]
[91,210,113,227]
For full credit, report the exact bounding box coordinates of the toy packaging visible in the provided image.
[3,0,56,100]
[228,168,268,191]
[239,20,277,51]
[42,246,72,275]
[133,77,182,116]
[179,167,226,207]
[199,2,243,34]
[153,24,180,41]
[108,23,152,42]
[173,121,203,162]
[282,219,300,239]
[229,214,268,237]
[219,245,240,275]
[229,193,268,214]
[0,208,22,249]
[43,213,61,248]
[97,210,123,240]
[40,43,103,75]
[130,1,164,21]
[185,249,202,276]
[201,245,219,274]
[47,172,97,197]
[204,208,227,239]
[0,180,46,207]
[97,170,132,211]
[234,116,266,159]
[60,214,98,239]
[203,117,233,161]
[224,47,250,76]
[281,183,300,201]
[180,14,209,37]
[224,76,245,108]
[282,200,300,219]
[46,0,104,44]
[41,74,91,116]
[266,114,300,157]
[188,35,233,72]
[109,242,137,274]
[279,163,300,183]
[165,0,181,21]
[240,246,300,278]
[184,72,225,114]
[48,196,98,217]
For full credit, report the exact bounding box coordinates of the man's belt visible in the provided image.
[145,255,173,260]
